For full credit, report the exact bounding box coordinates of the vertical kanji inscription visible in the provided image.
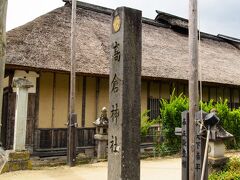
[108,7,142,180]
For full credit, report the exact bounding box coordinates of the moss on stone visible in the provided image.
[8,151,30,161]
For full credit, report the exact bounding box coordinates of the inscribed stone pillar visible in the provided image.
[12,78,33,151]
[108,7,142,180]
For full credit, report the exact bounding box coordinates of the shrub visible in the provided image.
[200,99,215,113]
[147,92,240,154]
[141,110,158,136]
[209,157,240,180]
[159,91,189,153]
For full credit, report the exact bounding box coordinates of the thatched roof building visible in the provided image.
[3,1,240,155]
[6,1,240,85]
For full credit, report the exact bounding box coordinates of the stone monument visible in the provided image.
[108,7,142,180]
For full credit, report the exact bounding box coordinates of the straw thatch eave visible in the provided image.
[6,3,240,86]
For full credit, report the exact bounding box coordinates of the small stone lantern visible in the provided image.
[208,122,234,169]
[93,107,108,160]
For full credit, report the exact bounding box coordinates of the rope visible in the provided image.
[198,2,203,121]
[198,5,210,179]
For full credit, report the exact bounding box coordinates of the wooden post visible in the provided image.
[67,0,77,167]
[108,7,142,180]
[181,111,189,180]
[195,111,208,180]
[0,0,8,149]
[189,0,199,179]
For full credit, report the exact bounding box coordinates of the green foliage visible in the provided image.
[159,93,240,153]
[145,90,240,155]
[212,99,240,149]
[159,91,189,153]
[209,158,240,180]
[200,99,215,113]
[225,157,240,172]
[141,110,158,136]
[155,143,179,156]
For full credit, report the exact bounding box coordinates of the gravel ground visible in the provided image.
[0,158,181,180]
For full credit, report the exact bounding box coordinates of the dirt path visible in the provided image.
[0,158,181,180]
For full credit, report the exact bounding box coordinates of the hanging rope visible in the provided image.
[198,3,203,122]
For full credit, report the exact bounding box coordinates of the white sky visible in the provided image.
[6,0,240,38]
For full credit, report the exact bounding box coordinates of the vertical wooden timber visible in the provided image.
[67,0,77,167]
[81,76,86,127]
[182,111,189,180]
[159,81,161,99]
[0,0,8,148]
[96,77,100,118]
[51,73,56,129]
[189,0,199,179]
[33,76,40,151]
[51,73,56,149]
[147,81,150,109]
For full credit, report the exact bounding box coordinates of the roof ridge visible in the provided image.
[155,10,240,46]
[63,1,239,46]
[63,0,169,28]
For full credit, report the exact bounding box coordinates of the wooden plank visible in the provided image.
[6,92,16,149]
[96,77,100,118]
[52,73,56,128]
[33,77,40,150]
[195,111,208,180]
[1,87,9,147]
[26,93,36,151]
[182,111,189,180]
[81,76,86,127]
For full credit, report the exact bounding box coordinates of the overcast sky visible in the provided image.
[7,0,240,38]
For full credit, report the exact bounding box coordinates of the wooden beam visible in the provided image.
[51,73,56,129]
[67,0,77,167]
[81,76,86,127]
[33,76,40,151]
[96,77,100,118]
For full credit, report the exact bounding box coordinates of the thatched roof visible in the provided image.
[6,1,240,86]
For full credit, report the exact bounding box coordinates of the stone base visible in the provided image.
[208,156,229,173]
[0,150,32,174]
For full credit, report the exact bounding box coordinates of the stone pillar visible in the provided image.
[108,7,142,180]
[0,78,33,174]
[95,133,108,159]
[12,78,33,151]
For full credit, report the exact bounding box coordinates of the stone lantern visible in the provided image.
[93,107,108,160]
[208,124,233,168]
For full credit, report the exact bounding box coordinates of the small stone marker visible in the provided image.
[108,7,142,180]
